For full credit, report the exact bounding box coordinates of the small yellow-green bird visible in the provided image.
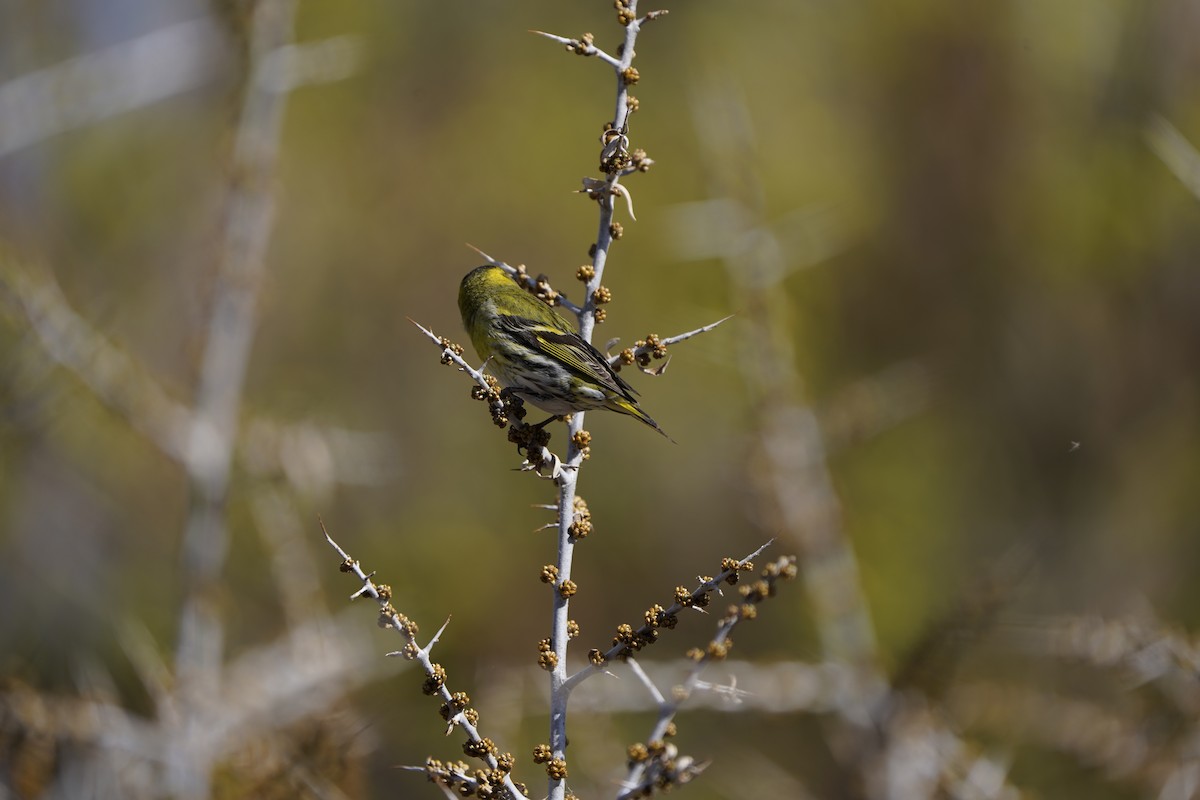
[459,264,668,437]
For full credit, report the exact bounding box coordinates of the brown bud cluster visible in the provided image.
[537,637,559,671]
[422,759,473,795]
[507,420,552,466]
[568,32,595,55]
[471,374,524,430]
[439,691,472,722]
[739,579,774,604]
[610,617,660,660]
[439,337,465,364]
[707,640,732,660]
[534,273,559,305]
[674,585,707,608]
[644,604,665,627]
[569,494,593,539]
[462,736,498,759]
[381,609,419,638]
[722,555,754,584]
[546,758,568,781]
[632,333,668,368]
[570,428,592,460]
[422,663,447,695]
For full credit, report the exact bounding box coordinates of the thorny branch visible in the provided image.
[324,524,530,800]
[172,3,297,796]
[408,6,799,800]
[563,542,774,692]
[617,555,798,799]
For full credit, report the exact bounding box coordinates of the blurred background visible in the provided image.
[2,0,1199,798]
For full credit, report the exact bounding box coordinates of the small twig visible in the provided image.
[659,315,734,346]
[410,318,496,393]
[411,318,566,478]
[323,522,529,800]
[565,541,773,692]
[626,657,666,706]
[606,315,733,374]
[617,555,798,799]
[530,30,621,68]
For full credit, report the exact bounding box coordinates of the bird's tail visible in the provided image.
[609,397,674,442]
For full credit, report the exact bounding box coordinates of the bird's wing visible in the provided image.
[500,314,639,398]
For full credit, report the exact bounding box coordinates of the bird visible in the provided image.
[458,264,669,438]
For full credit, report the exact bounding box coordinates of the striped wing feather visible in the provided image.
[499,315,638,399]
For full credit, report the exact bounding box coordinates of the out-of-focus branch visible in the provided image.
[674,83,1023,800]
[0,8,380,796]
[1146,114,1200,202]
[0,13,362,160]
[171,2,298,796]
[0,19,220,158]
[686,83,887,711]
[1,602,383,798]
[0,255,397,492]
[999,611,1200,704]
[950,681,1165,792]
[544,657,850,714]
[250,485,328,626]
[0,254,194,459]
